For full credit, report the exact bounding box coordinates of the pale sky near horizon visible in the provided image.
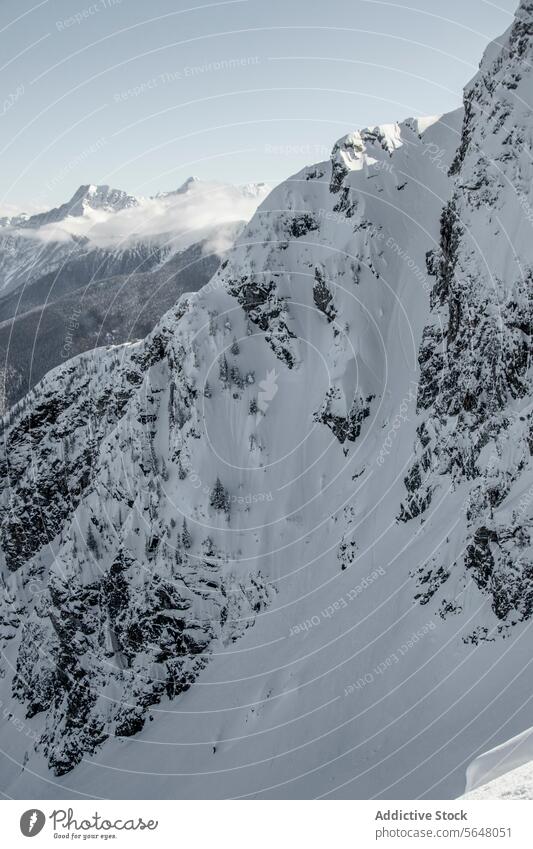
[0,0,518,214]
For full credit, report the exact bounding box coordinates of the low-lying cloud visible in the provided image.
[4,179,271,256]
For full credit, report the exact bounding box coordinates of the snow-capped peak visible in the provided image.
[71,183,140,214]
[174,175,201,194]
[16,183,139,230]
[329,118,440,192]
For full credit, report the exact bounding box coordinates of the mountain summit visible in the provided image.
[20,184,140,229]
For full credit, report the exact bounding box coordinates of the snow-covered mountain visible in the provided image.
[0,179,270,410]
[0,185,138,233]
[1,1,533,800]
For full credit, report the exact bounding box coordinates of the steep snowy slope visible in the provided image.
[1,1,533,801]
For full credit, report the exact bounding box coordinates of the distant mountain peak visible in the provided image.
[65,183,139,215]
[14,183,139,229]
[175,175,201,193]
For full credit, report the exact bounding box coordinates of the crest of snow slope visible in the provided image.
[462,725,533,798]
[2,2,533,800]
[463,760,533,799]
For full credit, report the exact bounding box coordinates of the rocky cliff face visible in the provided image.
[401,1,533,632]
[0,300,273,775]
[1,2,533,800]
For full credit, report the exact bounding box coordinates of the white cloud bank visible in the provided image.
[7,179,271,255]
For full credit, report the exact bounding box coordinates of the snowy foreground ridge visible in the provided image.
[1,1,533,800]
[464,761,533,800]
[463,726,533,799]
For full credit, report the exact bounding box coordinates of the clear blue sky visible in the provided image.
[0,0,518,213]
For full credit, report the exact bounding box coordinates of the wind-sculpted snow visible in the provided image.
[463,725,533,798]
[1,2,533,800]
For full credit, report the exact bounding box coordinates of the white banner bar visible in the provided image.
[1,799,531,847]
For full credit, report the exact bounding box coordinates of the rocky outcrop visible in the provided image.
[402,1,533,635]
